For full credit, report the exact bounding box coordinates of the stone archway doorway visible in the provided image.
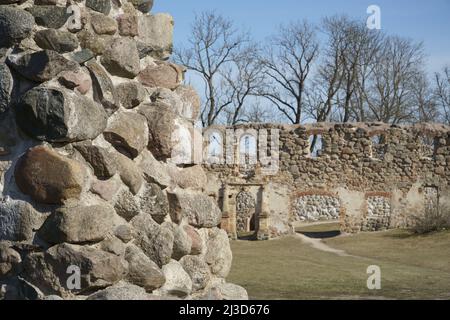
[236,189,257,239]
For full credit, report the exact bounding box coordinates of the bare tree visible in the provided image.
[412,72,438,123]
[259,20,319,124]
[362,36,425,124]
[435,66,450,123]
[173,11,249,126]
[221,45,265,125]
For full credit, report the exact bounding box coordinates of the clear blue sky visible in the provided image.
[154,0,450,74]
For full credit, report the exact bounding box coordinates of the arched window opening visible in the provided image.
[420,135,437,160]
[371,135,386,160]
[207,131,223,164]
[309,135,323,158]
[239,134,257,165]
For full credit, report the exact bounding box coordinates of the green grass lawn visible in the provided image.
[228,229,450,300]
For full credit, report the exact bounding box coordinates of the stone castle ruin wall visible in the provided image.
[0,0,246,300]
[203,122,450,239]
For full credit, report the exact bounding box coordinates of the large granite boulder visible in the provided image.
[34,29,79,54]
[15,85,107,142]
[38,204,115,244]
[137,14,173,59]
[15,146,88,205]
[124,244,165,292]
[138,61,183,89]
[7,50,79,83]
[0,199,45,242]
[0,7,34,48]
[23,243,128,296]
[103,112,149,159]
[101,37,140,78]
[167,188,222,228]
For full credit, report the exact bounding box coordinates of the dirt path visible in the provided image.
[294,233,350,257]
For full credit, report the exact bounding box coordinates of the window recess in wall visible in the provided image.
[419,135,437,160]
[309,134,323,158]
[370,135,386,160]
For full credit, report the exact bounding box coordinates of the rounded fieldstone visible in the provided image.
[0,7,35,48]
[103,112,149,159]
[15,86,107,143]
[15,146,88,205]
[101,37,140,78]
[34,29,79,53]
[90,13,118,35]
[26,5,71,29]
[38,204,115,244]
[6,50,79,83]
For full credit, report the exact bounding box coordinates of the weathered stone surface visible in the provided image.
[0,115,16,156]
[137,150,172,188]
[115,152,144,195]
[70,49,95,64]
[117,13,138,37]
[0,63,12,114]
[125,244,165,292]
[172,224,192,261]
[34,29,79,54]
[86,60,119,114]
[129,0,153,13]
[205,228,232,278]
[74,142,117,179]
[157,260,192,297]
[167,188,222,228]
[104,112,149,159]
[138,61,183,89]
[114,224,134,243]
[131,215,173,267]
[26,5,70,29]
[15,146,88,205]
[179,255,211,291]
[23,243,128,296]
[90,176,122,201]
[77,29,112,56]
[116,81,146,109]
[175,85,201,121]
[15,86,107,142]
[0,199,44,242]
[100,236,125,256]
[0,7,34,48]
[101,37,140,78]
[137,14,173,59]
[86,0,111,15]
[7,50,79,82]
[38,204,115,244]
[170,165,207,191]
[139,183,169,224]
[209,283,248,300]
[137,103,177,160]
[184,225,203,255]
[90,13,117,35]
[0,242,21,278]
[87,281,154,300]
[114,189,140,221]
[58,68,92,94]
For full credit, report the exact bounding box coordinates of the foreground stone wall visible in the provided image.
[0,0,246,300]
[203,122,450,238]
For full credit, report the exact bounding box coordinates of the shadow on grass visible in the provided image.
[297,230,341,239]
[237,232,257,241]
[384,228,450,239]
